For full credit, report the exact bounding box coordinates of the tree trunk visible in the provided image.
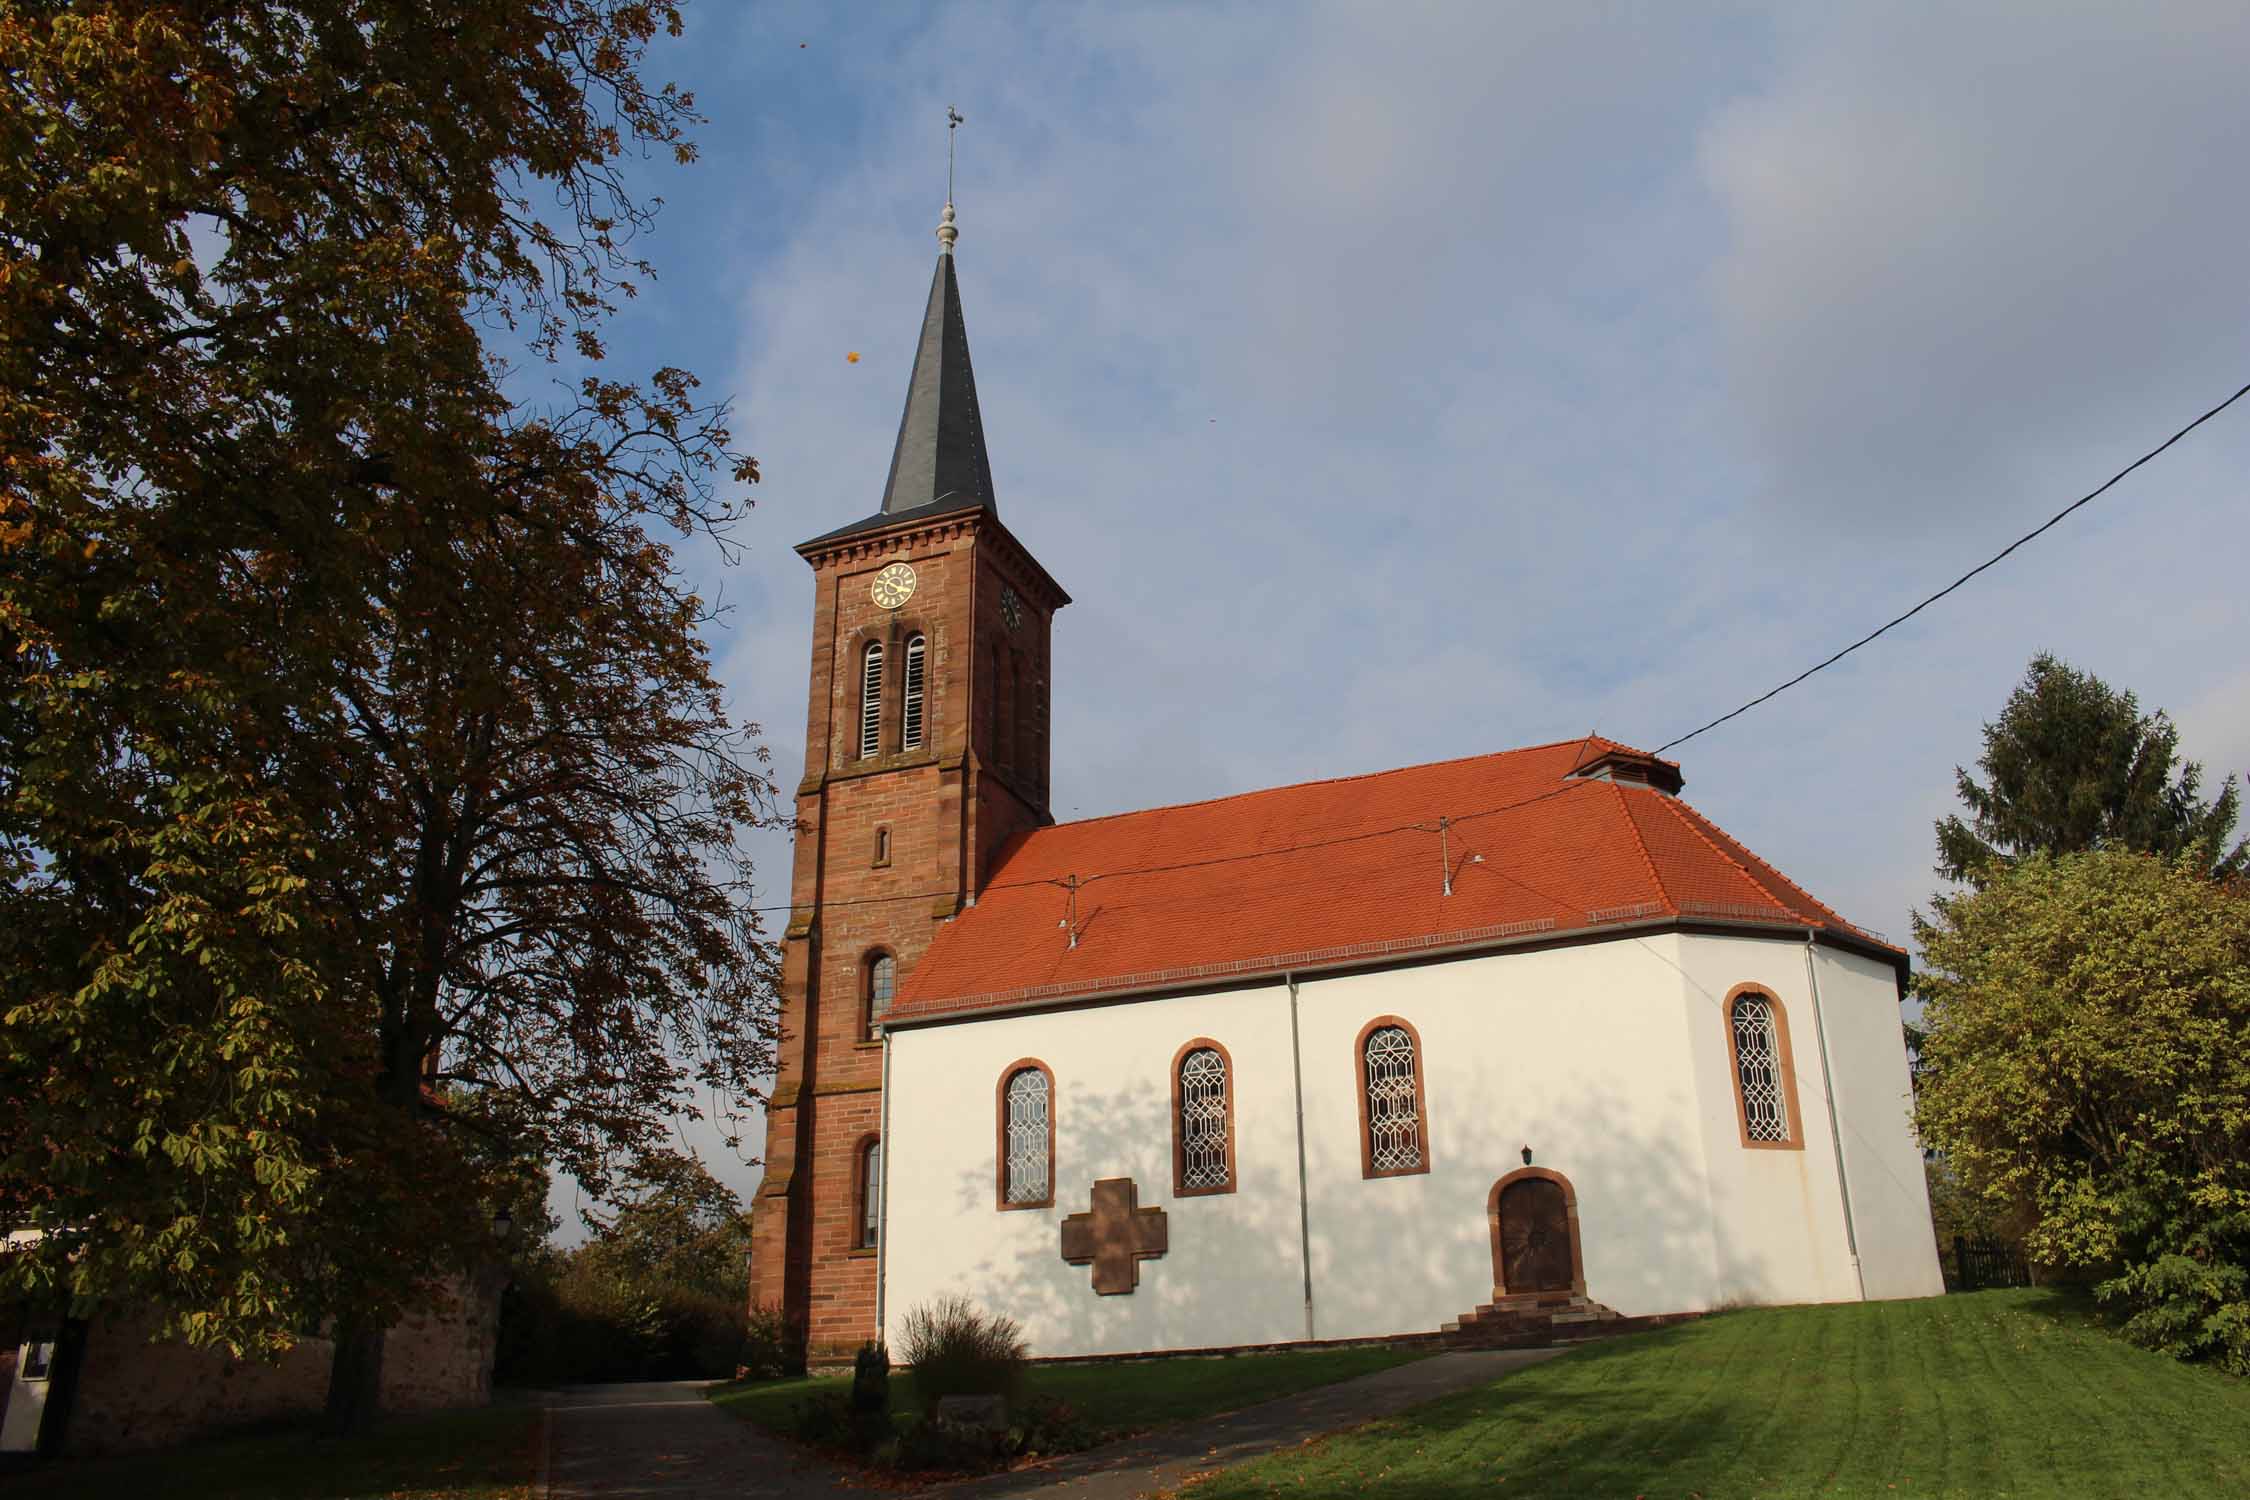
[323,1319,387,1435]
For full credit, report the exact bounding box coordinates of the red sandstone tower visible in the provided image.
[748,203,1067,1361]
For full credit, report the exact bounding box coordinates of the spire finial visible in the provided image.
[938,107,964,253]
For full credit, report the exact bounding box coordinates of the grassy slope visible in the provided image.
[8,1406,540,1500]
[1186,1291,2250,1500]
[710,1344,1428,1443]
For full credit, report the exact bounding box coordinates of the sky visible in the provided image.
[555,1,2250,1224]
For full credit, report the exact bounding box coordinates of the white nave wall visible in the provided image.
[881,930,1941,1359]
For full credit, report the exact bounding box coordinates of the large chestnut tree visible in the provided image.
[0,1,775,1425]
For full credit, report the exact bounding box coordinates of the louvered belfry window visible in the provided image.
[1364,1025,1423,1172]
[1178,1048,1230,1189]
[902,635,927,749]
[1732,994,1790,1142]
[858,641,884,759]
[1002,1067,1051,1204]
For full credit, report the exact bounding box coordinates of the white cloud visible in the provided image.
[609,2,2250,1215]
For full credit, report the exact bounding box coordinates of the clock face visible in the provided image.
[870,561,917,610]
[999,583,1023,631]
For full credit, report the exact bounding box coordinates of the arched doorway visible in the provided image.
[1488,1167,1586,1300]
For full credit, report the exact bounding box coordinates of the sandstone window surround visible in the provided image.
[860,951,895,1042]
[995,1059,1055,1210]
[856,1135,882,1250]
[1356,1016,1431,1179]
[1726,984,1804,1150]
[1171,1039,1236,1197]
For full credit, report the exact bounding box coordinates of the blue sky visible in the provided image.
[559,2,2250,1221]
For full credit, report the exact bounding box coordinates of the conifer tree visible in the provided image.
[1936,653,2244,885]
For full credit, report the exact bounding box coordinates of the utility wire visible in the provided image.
[749,380,2250,915]
[1654,377,2250,754]
[742,777,1600,914]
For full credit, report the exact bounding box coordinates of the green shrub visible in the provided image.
[896,1294,1026,1417]
[791,1389,858,1448]
[1011,1395,1100,1457]
[895,1413,1009,1472]
[738,1302,803,1379]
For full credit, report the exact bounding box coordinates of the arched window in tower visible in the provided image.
[859,641,884,759]
[1358,1018,1429,1178]
[862,952,895,1039]
[997,1061,1053,1208]
[1728,988,1800,1147]
[1014,652,1034,788]
[902,634,927,750]
[1173,1041,1235,1196]
[984,646,1001,760]
[856,1136,881,1249]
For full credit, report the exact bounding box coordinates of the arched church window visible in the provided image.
[902,634,927,750]
[856,1136,881,1249]
[996,1061,1054,1208]
[859,641,884,759]
[1173,1041,1234,1196]
[1358,1018,1429,1178]
[1727,987,1801,1148]
[862,952,895,1039]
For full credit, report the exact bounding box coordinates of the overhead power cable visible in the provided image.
[744,380,2250,917]
[741,778,1599,915]
[1654,377,2250,754]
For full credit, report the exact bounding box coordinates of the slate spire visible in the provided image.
[878,201,997,516]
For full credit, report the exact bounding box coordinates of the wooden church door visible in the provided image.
[1496,1176,1573,1294]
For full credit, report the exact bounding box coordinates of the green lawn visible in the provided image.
[9,1405,540,1500]
[1185,1291,2250,1500]
[709,1343,1428,1445]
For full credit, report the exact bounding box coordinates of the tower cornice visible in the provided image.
[796,503,1071,614]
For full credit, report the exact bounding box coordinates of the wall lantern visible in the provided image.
[1520,1145,1533,1166]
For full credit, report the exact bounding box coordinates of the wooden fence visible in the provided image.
[1952,1235,2031,1291]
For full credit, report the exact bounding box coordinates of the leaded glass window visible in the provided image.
[1732,993,1790,1142]
[902,635,927,750]
[859,1138,881,1248]
[1178,1047,1229,1190]
[1363,1024,1423,1172]
[1002,1067,1051,1204]
[859,642,884,759]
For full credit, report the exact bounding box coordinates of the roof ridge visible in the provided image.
[1038,737,1648,834]
[1639,789,1816,921]
[1663,796,1862,932]
[1607,781,1674,912]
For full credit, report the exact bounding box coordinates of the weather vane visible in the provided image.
[947,106,965,202]
[937,106,966,253]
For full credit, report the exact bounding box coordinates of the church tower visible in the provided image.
[750,202,1069,1361]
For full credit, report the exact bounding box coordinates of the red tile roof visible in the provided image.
[888,737,1895,1024]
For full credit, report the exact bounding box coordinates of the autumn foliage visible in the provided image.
[0,0,775,1409]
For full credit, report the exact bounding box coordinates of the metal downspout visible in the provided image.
[1287,972,1316,1341]
[875,1028,894,1344]
[1804,931,1866,1300]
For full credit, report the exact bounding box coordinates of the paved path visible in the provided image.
[927,1348,1564,1500]
[532,1348,1562,1499]
[539,1381,859,1499]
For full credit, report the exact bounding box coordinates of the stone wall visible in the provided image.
[61,1270,502,1455]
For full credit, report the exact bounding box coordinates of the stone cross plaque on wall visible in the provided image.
[1059,1178,1168,1295]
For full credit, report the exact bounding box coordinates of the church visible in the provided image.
[747,201,1943,1366]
